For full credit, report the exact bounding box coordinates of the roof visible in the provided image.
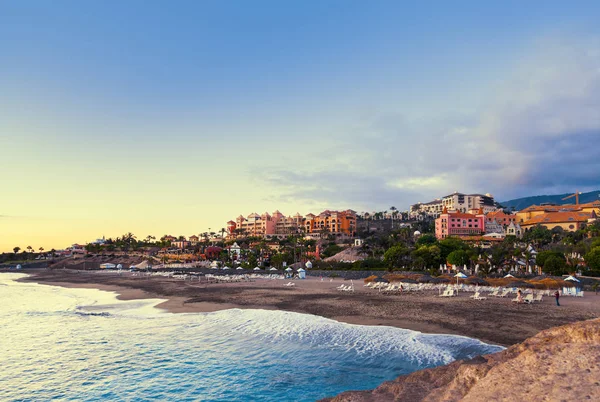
[522,211,592,226]
[440,211,482,219]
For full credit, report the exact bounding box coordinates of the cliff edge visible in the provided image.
[322,318,600,401]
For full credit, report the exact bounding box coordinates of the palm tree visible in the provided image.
[27,246,33,254]
[13,246,20,255]
[390,206,397,229]
[39,247,44,255]
[220,228,226,241]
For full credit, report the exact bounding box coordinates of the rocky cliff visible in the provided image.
[322,318,600,401]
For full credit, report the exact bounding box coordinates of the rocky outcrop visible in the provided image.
[322,318,600,401]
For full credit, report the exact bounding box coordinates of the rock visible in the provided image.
[322,318,600,402]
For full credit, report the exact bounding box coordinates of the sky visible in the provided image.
[1,1,600,252]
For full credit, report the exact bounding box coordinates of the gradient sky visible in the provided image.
[2,1,600,252]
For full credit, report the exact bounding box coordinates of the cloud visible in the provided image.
[254,37,600,209]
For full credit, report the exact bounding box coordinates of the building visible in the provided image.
[441,192,497,214]
[435,207,486,239]
[521,211,596,232]
[189,235,200,246]
[516,201,600,223]
[228,209,357,238]
[171,240,191,249]
[410,199,443,218]
[303,210,356,237]
[486,210,517,226]
[505,222,523,238]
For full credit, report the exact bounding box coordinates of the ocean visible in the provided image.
[0,273,503,401]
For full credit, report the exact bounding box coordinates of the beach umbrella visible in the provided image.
[466,277,489,286]
[503,274,515,278]
[16,264,22,270]
[564,275,580,283]
[269,267,278,271]
[236,267,244,270]
[400,278,418,284]
[116,264,123,269]
[429,277,450,284]
[417,275,434,283]
[374,277,389,283]
[253,267,261,271]
[285,267,293,272]
[454,272,467,288]
[305,261,313,269]
[223,266,230,270]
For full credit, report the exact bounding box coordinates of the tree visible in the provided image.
[39,247,44,253]
[584,247,600,272]
[415,234,437,248]
[383,244,410,269]
[27,246,33,254]
[447,250,469,267]
[438,237,467,261]
[411,245,441,270]
[543,255,567,275]
[13,247,20,255]
[536,250,565,268]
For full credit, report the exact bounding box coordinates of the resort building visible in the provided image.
[412,192,496,218]
[227,209,357,238]
[516,201,600,223]
[486,210,517,226]
[189,235,200,246]
[410,199,443,218]
[520,211,597,232]
[435,207,486,239]
[441,192,497,214]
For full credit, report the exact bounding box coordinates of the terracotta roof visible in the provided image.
[522,211,592,226]
[441,211,482,219]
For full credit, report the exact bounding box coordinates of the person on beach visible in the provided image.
[554,290,560,306]
[517,289,523,303]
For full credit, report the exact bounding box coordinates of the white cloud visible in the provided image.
[255,36,600,208]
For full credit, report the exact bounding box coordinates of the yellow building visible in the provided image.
[521,211,596,232]
[516,201,600,223]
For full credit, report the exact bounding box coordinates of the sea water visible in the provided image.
[0,273,503,401]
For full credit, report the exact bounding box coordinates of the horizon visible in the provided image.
[2,1,600,252]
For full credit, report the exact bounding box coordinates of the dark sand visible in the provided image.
[19,269,600,346]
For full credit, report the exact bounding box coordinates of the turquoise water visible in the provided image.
[0,274,502,401]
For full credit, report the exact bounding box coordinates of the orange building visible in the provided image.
[303,210,357,237]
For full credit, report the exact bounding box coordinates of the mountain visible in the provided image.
[500,190,600,211]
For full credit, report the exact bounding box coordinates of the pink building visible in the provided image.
[435,207,485,239]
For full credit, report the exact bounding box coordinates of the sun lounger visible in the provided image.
[489,289,499,297]
[534,293,543,302]
[498,289,510,298]
[523,294,534,304]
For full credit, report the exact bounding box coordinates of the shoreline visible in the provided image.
[16,269,600,346]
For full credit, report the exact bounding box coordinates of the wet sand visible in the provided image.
[19,269,600,346]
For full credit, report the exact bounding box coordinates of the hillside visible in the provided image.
[501,190,600,211]
[322,318,600,402]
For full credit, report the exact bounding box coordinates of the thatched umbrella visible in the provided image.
[507,281,535,289]
[374,277,389,283]
[417,275,434,283]
[400,278,418,284]
[467,277,489,286]
[430,277,450,284]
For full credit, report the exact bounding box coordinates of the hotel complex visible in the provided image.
[412,192,497,218]
[227,209,357,238]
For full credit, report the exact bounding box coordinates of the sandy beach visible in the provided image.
[18,269,600,346]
